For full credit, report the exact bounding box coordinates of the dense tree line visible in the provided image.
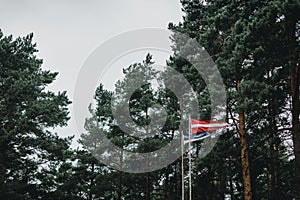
[0,0,299,199]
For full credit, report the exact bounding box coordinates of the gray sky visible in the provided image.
[0,0,183,144]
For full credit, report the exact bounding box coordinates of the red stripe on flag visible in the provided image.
[191,118,228,134]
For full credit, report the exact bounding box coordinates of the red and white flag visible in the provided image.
[191,118,228,134]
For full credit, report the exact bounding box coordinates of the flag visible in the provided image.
[183,132,210,143]
[191,118,228,134]
[182,118,228,143]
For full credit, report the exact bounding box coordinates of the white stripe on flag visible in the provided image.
[191,123,227,128]
[184,134,211,144]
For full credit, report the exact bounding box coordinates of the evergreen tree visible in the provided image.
[168,0,299,199]
[0,31,72,199]
[80,54,172,199]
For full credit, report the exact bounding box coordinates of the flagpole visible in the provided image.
[181,128,185,200]
[188,115,192,200]
[180,97,184,200]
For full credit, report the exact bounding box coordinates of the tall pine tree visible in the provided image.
[0,31,72,199]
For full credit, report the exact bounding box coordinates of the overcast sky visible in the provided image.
[0,0,183,144]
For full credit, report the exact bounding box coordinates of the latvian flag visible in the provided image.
[191,119,228,135]
[183,118,228,143]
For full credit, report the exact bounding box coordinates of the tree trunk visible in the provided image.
[145,109,150,200]
[286,12,300,198]
[229,173,235,200]
[146,173,150,200]
[89,163,95,200]
[291,64,300,199]
[239,111,252,200]
[164,171,170,200]
[118,171,122,200]
[269,112,279,200]
[179,158,184,199]
[237,79,252,200]
[270,139,279,200]
[118,133,124,200]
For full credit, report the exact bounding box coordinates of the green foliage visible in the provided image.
[77,0,299,196]
[1,0,299,198]
[167,0,299,199]
[0,30,72,199]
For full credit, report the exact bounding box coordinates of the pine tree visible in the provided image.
[0,31,72,199]
[168,0,299,199]
[79,54,172,199]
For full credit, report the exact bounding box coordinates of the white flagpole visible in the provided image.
[180,97,184,200]
[188,115,192,200]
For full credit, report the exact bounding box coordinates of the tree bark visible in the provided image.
[237,79,252,200]
[239,111,252,200]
